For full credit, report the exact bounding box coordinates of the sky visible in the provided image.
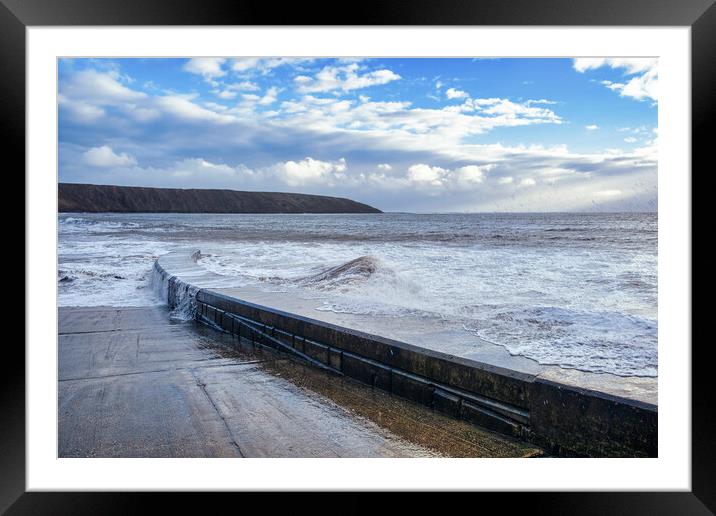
[58,57,657,212]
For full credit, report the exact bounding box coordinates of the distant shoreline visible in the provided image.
[58,183,381,214]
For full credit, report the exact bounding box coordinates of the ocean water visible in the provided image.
[58,212,657,377]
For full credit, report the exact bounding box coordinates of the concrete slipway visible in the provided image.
[58,305,541,458]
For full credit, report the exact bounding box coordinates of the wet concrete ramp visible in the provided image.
[59,306,540,458]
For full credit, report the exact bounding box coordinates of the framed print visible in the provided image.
[7,0,712,512]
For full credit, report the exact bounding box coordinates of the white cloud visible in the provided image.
[202,102,229,112]
[59,69,240,126]
[573,58,656,75]
[231,58,262,73]
[377,163,392,171]
[58,94,106,122]
[498,176,514,185]
[539,167,581,184]
[183,58,227,79]
[407,164,447,185]
[526,99,557,105]
[268,157,347,186]
[624,136,638,143]
[446,88,468,100]
[82,156,350,189]
[170,158,238,178]
[573,58,658,102]
[60,69,147,106]
[212,80,262,100]
[231,57,316,75]
[406,163,494,188]
[215,90,237,99]
[618,71,658,101]
[274,94,561,154]
[294,63,400,93]
[519,178,537,187]
[469,98,562,121]
[258,86,280,106]
[585,124,599,130]
[454,165,490,184]
[228,81,260,91]
[82,146,137,167]
[155,95,236,124]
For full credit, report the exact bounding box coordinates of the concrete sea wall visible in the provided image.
[153,252,657,457]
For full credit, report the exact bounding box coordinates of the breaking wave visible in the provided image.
[251,255,383,291]
[295,255,380,289]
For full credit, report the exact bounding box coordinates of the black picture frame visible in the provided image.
[6,0,711,512]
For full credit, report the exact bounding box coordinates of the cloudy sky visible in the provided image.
[58,57,657,212]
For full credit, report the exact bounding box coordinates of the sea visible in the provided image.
[58,212,658,377]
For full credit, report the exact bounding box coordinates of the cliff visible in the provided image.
[58,183,382,214]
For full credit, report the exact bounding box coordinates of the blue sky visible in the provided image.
[58,57,657,212]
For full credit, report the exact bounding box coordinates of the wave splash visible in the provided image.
[237,254,428,316]
[150,262,199,321]
[253,255,382,291]
[296,255,380,289]
[301,256,429,316]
